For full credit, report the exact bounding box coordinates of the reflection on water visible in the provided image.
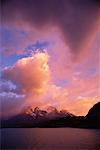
[1,128,100,149]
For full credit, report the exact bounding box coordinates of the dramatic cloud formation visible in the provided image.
[1,0,100,118]
[2,50,50,94]
[1,50,99,117]
[1,51,50,117]
[1,0,100,57]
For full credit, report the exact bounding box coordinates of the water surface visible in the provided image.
[1,128,100,149]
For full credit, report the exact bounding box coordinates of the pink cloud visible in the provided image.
[1,50,99,117]
[2,50,50,94]
[0,92,25,117]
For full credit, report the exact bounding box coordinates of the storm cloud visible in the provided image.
[1,0,100,56]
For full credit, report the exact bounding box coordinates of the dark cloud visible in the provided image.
[0,92,25,117]
[0,81,16,93]
[1,0,100,55]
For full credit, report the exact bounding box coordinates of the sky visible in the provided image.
[0,0,100,117]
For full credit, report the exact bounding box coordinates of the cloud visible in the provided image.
[1,50,50,117]
[0,92,25,117]
[1,50,99,117]
[70,97,100,115]
[1,0,100,57]
[1,0,100,118]
[0,80,16,93]
[1,50,50,94]
[0,26,53,56]
[0,50,71,117]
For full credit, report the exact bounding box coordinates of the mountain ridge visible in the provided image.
[1,102,100,129]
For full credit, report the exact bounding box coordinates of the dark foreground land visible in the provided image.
[1,102,100,129]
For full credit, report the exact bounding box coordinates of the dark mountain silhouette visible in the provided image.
[1,102,100,128]
[85,102,100,128]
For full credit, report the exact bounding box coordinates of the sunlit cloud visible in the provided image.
[1,49,99,117]
[2,50,50,94]
[1,0,100,118]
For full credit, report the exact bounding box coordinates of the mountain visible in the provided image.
[1,106,77,128]
[1,102,100,128]
[85,102,100,128]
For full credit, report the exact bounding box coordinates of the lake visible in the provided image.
[1,128,100,149]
